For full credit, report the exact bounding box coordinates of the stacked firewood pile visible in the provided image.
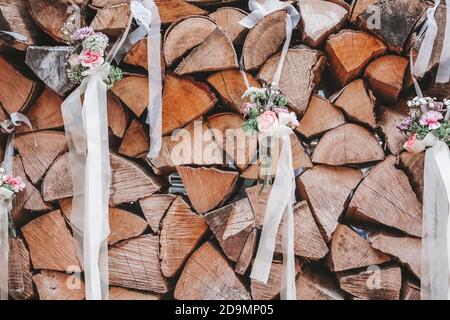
[0,0,446,300]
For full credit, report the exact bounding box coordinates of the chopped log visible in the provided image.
[150,120,223,175]
[297,165,362,241]
[401,279,420,300]
[174,241,251,300]
[337,265,402,300]
[12,155,52,227]
[413,3,447,75]
[118,119,149,158]
[364,55,409,103]
[162,74,217,135]
[369,233,421,279]
[242,10,288,71]
[116,205,152,241]
[107,91,127,139]
[332,79,377,128]
[298,95,346,139]
[156,0,207,25]
[160,197,208,277]
[163,15,216,67]
[325,29,387,88]
[235,228,257,275]
[329,224,390,272]
[122,38,165,72]
[174,27,238,75]
[347,156,422,237]
[16,88,64,133]
[123,38,148,70]
[312,124,385,165]
[207,112,257,170]
[208,7,248,44]
[8,238,34,300]
[245,184,271,228]
[25,46,75,96]
[176,166,238,214]
[90,4,131,38]
[110,153,163,205]
[204,198,254,262]
[0,0,41,51]
[15,130,68,184]
[206,69,260,114]
[33,270,84,300]
[399,151,424,201]
[298,0,348,48]
[379,105,408,155]
[357,0,428,52]
[42,152,164,205]
[28,0,85,42]
[251,260,300,300]
[258,48,326,115]
[111,75,149,117]
[296,264,346,300]
[109,286,162,300]
[109,234,172,293]
[139,194,177,233]
[350,0,378,23]
[282,201,329,260]
[59,197,148,245]
[22,210,80,272]
[0,55,38,114]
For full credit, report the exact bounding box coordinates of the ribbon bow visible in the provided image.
[413,0,450,83]
[0,113,32,301]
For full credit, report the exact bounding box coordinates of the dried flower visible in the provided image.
[82,33,109,53]
[71,26,94,42]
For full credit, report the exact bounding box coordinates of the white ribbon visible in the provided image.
[114,0,163,160]
[413,0,450,83]
[0,113,32,300]
[0,31,28,42]
[62,63,111,300]
[418,134,450,300]
[61,0,162,300]
[239,0,299,300]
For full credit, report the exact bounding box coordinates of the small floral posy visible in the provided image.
[66,27,123,88]
[242,83,299,134]
[398,96,450,153]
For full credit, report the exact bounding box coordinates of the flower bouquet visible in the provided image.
[242,83,299,184]
[66,27,123,88]
[398,96,450,153]
[0,167,26,234]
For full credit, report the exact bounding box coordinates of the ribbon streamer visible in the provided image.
[61,0,162,300]
[419,135,450,300]
[239,0,299,300]
[62,63,111,300]
[0,114,32,300]
[114,0,163,160]
[413,0,450,83]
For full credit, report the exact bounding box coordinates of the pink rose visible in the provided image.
[419,110,443,130]
[257,111,279,133]
[5,175,25,193]
[403,134,426,153]
[79,50,104,69]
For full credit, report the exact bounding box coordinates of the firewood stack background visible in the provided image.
[0,0,446,300]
